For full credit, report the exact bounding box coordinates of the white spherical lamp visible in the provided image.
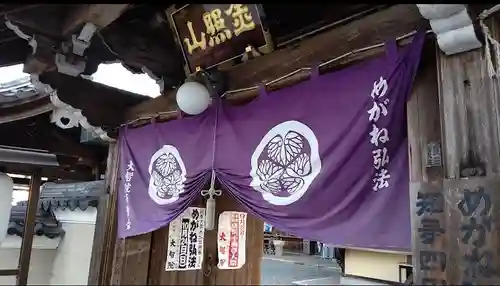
[0,173,13,244]
[176,81,211,115]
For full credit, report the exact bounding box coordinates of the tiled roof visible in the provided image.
[39,180,104,212]
[0,75,38,104]
[7,201,63,239]
[6,180,105,238]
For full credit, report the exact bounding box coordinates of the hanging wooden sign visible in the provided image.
[169,4,273,74]
[165,207,206,271]
[217,211,247,269]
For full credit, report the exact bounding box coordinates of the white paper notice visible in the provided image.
[165,207,205,271]
[217,211,247,269]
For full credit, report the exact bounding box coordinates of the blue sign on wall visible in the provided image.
[264,223,273,232]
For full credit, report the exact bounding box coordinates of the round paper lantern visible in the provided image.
[175,81,211,115]
[0,173,13,244]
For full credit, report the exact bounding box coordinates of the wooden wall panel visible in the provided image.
[111,233,152,285]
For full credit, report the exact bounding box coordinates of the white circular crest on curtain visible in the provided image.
[250,120,321,205]
[148,145,187,205]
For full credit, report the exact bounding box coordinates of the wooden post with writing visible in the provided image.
[407,39,446,285]
[435,17,500,285]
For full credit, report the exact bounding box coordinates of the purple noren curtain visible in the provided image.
[116,31,425,251]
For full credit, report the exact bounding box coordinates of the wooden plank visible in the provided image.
[436,19,500,178]
[111,233,152,285]
[87,142,119,285]
[16,169,41,286]
[406,39,445,285]
[126,4,426,121]
[0,269,18,276]
[0,101,53,124]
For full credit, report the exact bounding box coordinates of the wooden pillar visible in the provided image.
[88,142,120,285]
[436,17,500,285]
[407,40,446,285]
[410,17,500,285]
[16,170,42,286]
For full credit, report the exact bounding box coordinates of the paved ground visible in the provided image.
[261,253,342,285]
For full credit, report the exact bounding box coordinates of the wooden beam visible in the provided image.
[0,101,53,125]
[0,5,41,17]
[126,4,426,122]
[62,4,130,37]
[16,169,41,286]
[49,128,99,163]
[0,269,18,276]
[39,71,147,129]
[0,162,92,181]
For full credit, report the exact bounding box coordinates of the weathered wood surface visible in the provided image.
[407,39,446,285]
[444,178,499,285]
[127,4,426,122]
[16,170,42,286]
[88,142,119,285]
[437,19,500,178]
[436,16,500,286]
[111,232,152,285]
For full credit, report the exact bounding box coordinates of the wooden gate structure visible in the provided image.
[0,4,499,285]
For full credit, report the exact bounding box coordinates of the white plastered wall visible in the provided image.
[344,248,408,283]
[0,236,61,285]
[49,207,97,285]
[0,207,97,285]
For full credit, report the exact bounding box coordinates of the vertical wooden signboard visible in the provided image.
[410,182,447,285]
[444,178,498,285]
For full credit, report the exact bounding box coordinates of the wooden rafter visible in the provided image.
[62,4,130,37]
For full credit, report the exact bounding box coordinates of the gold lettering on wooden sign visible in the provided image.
[183,4,257,55]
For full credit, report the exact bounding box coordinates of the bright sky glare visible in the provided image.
[0,63,160,97]
[1,63,160,203]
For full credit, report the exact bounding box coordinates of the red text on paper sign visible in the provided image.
[229,215,240,267]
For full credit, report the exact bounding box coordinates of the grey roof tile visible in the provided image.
[6,180,105,238]
[39,180,103,212]
[0,75,38,104]
[7,201,63,239]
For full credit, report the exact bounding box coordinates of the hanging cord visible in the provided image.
[480,19,500,78]
[120,29,433,128]
[200,103,222,232]
[479,5,500,21]
[200,101,220,196]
